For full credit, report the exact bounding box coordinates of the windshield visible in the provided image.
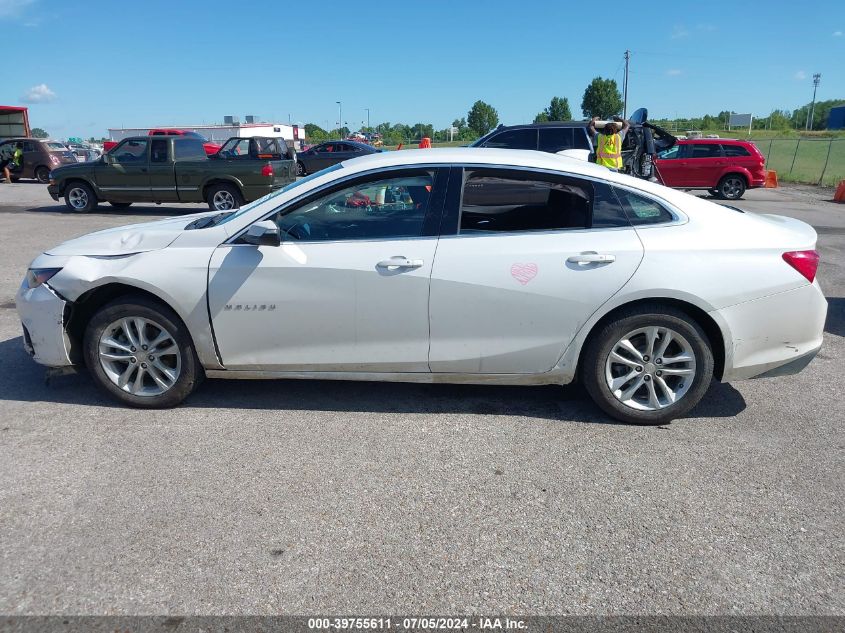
[46,142,67,150]
[216,163,345,226]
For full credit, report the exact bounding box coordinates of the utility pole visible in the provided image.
[365,108,370,131]
[622,50,630,119]
[807,73,821,130]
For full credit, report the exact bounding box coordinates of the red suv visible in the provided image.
[654,139,765,200]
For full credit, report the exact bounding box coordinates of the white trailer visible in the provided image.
[108,122,304,147]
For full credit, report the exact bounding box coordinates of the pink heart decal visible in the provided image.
[510,263,538,285]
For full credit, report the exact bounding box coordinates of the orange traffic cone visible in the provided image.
[834,180,845,203]
[764,170,778,188]
[418,137,432,149]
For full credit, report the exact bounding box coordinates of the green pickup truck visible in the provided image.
[47,135,296,212]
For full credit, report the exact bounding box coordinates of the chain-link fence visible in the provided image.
[753,138,845,187]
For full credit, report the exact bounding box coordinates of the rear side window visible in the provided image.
[481,128,538,150]
[174,138,206,160]
[613,187,674,226]
[592,182,630,228]
[573,128,592,150]
[689,143,721,158]
[539,127,575,153]
[460,170,589,233]
[721,144,750,157]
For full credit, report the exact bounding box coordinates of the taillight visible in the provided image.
[49,154,60,166]
[782,250,819,282]
[261,164,273,177]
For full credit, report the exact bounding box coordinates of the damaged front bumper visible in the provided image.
[15,282,74,367]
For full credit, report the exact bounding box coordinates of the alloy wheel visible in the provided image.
[212,190,236,210]
[68,187,89,210]
[721,177,743,199]
[98,316,182,397]
[604,326,697,411]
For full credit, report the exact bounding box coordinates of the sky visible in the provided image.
[2,0,843,139]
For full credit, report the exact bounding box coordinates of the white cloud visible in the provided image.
[671,25,689,39]
[21,83,56,103]
[666,69,682,76]
[0,0,35,19]
[794,70,806,80]
[834,31,843,37]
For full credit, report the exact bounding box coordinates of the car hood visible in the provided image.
[44,211,219,256]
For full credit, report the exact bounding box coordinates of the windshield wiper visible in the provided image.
[184,212,234,230]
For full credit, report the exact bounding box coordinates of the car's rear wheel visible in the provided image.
[83,297,202,408]
[296,161,306,176]
[206,183,243,211]
[109,201,132,209]
[35,166,50,184]
[717,174,746,200]
[581,306,714,425]
[64,182,98,212]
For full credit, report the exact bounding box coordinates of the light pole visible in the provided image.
[807,73,821,130]
[336,101,342,138]
[365,108,370,131]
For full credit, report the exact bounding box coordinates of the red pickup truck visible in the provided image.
[103,129,221,156]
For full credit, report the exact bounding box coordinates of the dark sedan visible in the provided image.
[296,140,382,176]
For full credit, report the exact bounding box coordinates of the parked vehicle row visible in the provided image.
[17,149,825,425]
[0,137,78,183]
[295,140,383,176]
[103,129,222,156]
[47,135,296,212]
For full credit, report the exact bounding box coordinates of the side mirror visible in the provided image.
[243,220,281,247]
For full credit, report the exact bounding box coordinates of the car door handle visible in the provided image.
[567,252,616,264]
[377,256,423,269]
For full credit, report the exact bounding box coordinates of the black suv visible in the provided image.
[470,108,676,180]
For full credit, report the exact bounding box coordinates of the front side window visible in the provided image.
[459,170,590,233]
[316,143,335,153]
[613,187,674,226]
[262,170,435,242]
[657,145,682,160]
[113,139,148,163]
[482,128,538,150]
[689,143,721,159]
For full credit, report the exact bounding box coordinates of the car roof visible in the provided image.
[491,121,590,130]
[678,138,747,144]
[340,147,610,178]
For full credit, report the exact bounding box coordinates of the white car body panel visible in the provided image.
[208,238,438,371]
[428,227,643,373]
[15,148,827,394]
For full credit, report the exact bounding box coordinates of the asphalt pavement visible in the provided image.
[0,180,842,615]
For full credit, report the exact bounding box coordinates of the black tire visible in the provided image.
[35,166,50,184]
[296,161,306,176]
[64,181,98,212]
[708,188,720,198]
[10,176,20,183]
[109,201,133,209]
[83,296,202,408]
[717,174,746,200]
[206,183,243,211]
[581,305,714,425]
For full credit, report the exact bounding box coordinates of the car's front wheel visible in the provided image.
[296,161,306,176]
[716,174,746,200]
[64,182,98,212]
[581,305,714,425]
[83,297,202,408]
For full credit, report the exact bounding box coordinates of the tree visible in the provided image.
[580,78,623,119]
[304,123,329,142]
[31,127,48,138]
[534,96,572,123]
[467,100,499,136]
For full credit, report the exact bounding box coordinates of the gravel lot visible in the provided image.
[0,181,842,615]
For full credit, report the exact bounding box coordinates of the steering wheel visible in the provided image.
[280,221,310,241]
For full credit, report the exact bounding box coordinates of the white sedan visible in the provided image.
[16,148,826,424]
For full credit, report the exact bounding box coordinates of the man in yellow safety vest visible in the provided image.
[588,115,629,170]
